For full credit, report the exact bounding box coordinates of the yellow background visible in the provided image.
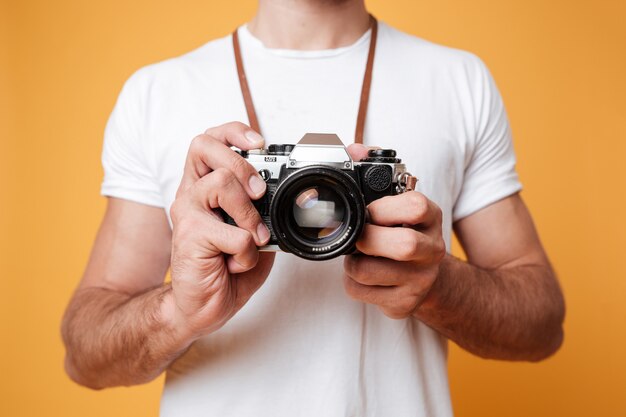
[2,0,625,416]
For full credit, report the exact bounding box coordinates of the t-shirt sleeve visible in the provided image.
[452,57,522,222]
[100,71,164,207]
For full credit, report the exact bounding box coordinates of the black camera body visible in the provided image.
[224,133,417,261]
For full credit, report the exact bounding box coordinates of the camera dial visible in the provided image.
[268,144,295,155]
[361,149,401,163]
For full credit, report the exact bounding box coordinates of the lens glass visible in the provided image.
[292,186,346,240]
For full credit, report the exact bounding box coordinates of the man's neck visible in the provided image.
[248,0,370,50]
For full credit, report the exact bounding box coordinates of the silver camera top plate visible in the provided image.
[288,133,352,169]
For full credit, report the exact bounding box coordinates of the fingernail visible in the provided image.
[245,130,264,146]
[249,174,267,196]
[257,222,271,244]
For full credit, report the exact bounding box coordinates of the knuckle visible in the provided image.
[190,134,208,153]
[227,121,248,131]
[396,230,420,260]
[205,121,247,138]
[238,201,260,223]
[228,153,251,175]
[433,204,444,227]
[239,252,259,270]
[434,204,443,221]
[405,192,428,221]
[343,276,361,300]
[433,238,446,262]
[235,230,255,251]
[404,193,428,225]
[352,259,367,279]
[211,168,236,188]
[232,249,258,271]
[345,256,362,278]
[204,123,223,135]
[409,192,428,212]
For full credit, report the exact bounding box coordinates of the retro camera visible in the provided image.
[224,133,417,261]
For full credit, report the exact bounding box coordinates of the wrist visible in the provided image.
[158,287,198,351]
[414,254,457,320]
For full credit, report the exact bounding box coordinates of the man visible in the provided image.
[61,0,565,416]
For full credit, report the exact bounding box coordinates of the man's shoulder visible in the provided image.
[379,21,488,76]
[121,33,234,94]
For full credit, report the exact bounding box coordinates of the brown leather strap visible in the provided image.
[354,16,377,144]
[232,28,260,133]
[232,15,378,143]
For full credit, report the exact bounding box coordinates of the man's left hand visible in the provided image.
[343,144,446,319]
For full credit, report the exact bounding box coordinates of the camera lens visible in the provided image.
[292,186,346,240]
[271,166,365,260]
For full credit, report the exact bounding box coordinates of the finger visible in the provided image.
[343,275,417,319]
[179,122,263,191]
[346,143,380,162]
[192,168,270,246]
[206,219,259,272]
[204,121,264,150]
[367,192,442,228]
[356,224,439,263]
[231,252,276,306]
[180,134,267,199]
[344,254,420,286]
[178,121,265,196]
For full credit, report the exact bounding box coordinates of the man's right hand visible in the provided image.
[61,122,274,389]
[165,122,275,344]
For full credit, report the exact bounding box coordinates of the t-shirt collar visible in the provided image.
[238,23,373,59]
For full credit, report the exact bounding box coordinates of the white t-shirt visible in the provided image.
[101,21,521,417]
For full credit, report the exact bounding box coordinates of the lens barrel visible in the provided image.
[270,166,366,260]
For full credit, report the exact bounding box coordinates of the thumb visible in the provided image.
[347,143,380,162]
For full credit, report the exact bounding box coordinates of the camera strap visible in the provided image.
[232,15,378,145]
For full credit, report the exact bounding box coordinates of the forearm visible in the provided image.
[415,254,565,361]
[61,284,190,389]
